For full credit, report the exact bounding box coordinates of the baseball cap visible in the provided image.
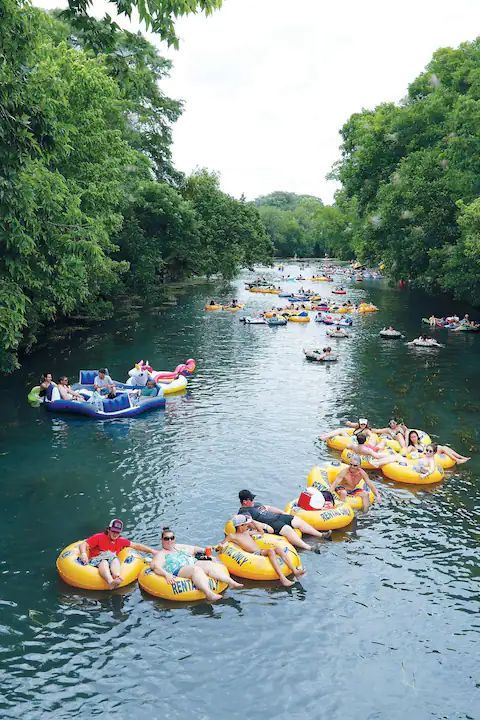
[232,514,254,528]
[238,489,255,502]
[108,518,123,532]
[358,418,368,425]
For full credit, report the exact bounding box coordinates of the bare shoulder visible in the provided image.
[176,543,195,553]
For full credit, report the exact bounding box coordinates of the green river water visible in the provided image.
[0,263,479,720]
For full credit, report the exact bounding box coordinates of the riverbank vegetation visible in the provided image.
[255,192,353,260]
[3,0,480,372]
[0,0,270,371]
[258,40,480,310]
[333,39,480,306]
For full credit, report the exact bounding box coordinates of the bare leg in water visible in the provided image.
[97,558,122,589]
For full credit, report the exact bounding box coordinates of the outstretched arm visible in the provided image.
[371,426,389,435]
[130,541,156,554]
[362,471,381,503]
[320,427,348,440]
[264,504,283,514]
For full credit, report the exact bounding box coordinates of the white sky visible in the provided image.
[37,0,480,203]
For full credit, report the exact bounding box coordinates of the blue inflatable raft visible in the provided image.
[43,370,166,420]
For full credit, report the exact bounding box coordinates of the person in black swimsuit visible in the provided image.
[38,372,55,398]
[238,490,331,552]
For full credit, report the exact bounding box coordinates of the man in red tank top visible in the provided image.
[79,519,156,589]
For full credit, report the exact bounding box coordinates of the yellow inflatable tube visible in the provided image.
[327,429,379,452]
[158,375,188,396]
[264,311,287,319]
[56,541,145,590]
[404,449,455,470]
[382,459,444,484]
[326,430,353,451]
[205,304,222,311]
[381,437,402,452]
[341,447,377,470]
[218,535,301,580]
[380,429,431,453]
[306,462,346,486]
[288,315,310,323]
[223,304,245,312]
[306,464,374,511]
[138,566,229,601]
[284,498,354,530]
[223,520,302,538]
[249,287,279,294]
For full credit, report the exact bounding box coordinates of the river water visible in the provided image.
[0,264,479,720]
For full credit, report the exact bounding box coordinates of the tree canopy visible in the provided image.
[62,0,223,47]
[333,37,480,305]
[0,1,271,371]
[255,192,353,259]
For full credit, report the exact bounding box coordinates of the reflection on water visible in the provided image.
[0,265,479,719]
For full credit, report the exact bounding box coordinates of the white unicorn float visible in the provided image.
[125,359,196,395]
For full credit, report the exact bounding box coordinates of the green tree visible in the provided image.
[256,191,323,212]
[334,36,480,303]
[184,170,272,278]
[115,181,201,291]
[63,0,223,46]
[0,2,134,369]
[47,12,182,183]
[256,206,302,258]
[430,198,480,305]
[255,191,353,258]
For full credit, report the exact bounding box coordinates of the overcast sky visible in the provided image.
[38,0,480,203]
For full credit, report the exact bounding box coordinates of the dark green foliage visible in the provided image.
[50,12,183,183]
[62,0,223,47]
[0,1,132,370]
[0,2,271,371]
[335,37,480,305]
[255,191,353,259]
[184,170,273,279]
[115,181,201,291]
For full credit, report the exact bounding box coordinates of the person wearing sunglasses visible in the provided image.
[348,433,400,467]
[372,418,409,448]
[150,528,243,602]
[417,442,469,473]
[320,418,379,445]
[410,444,438,476]
[78,519,156,590]
[330,455,381,512]
[406,433,469,464]
[57,376,86,402]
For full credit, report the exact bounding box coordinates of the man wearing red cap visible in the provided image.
[79,519,156,589]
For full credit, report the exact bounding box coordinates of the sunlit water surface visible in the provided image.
[0,264,479,719]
